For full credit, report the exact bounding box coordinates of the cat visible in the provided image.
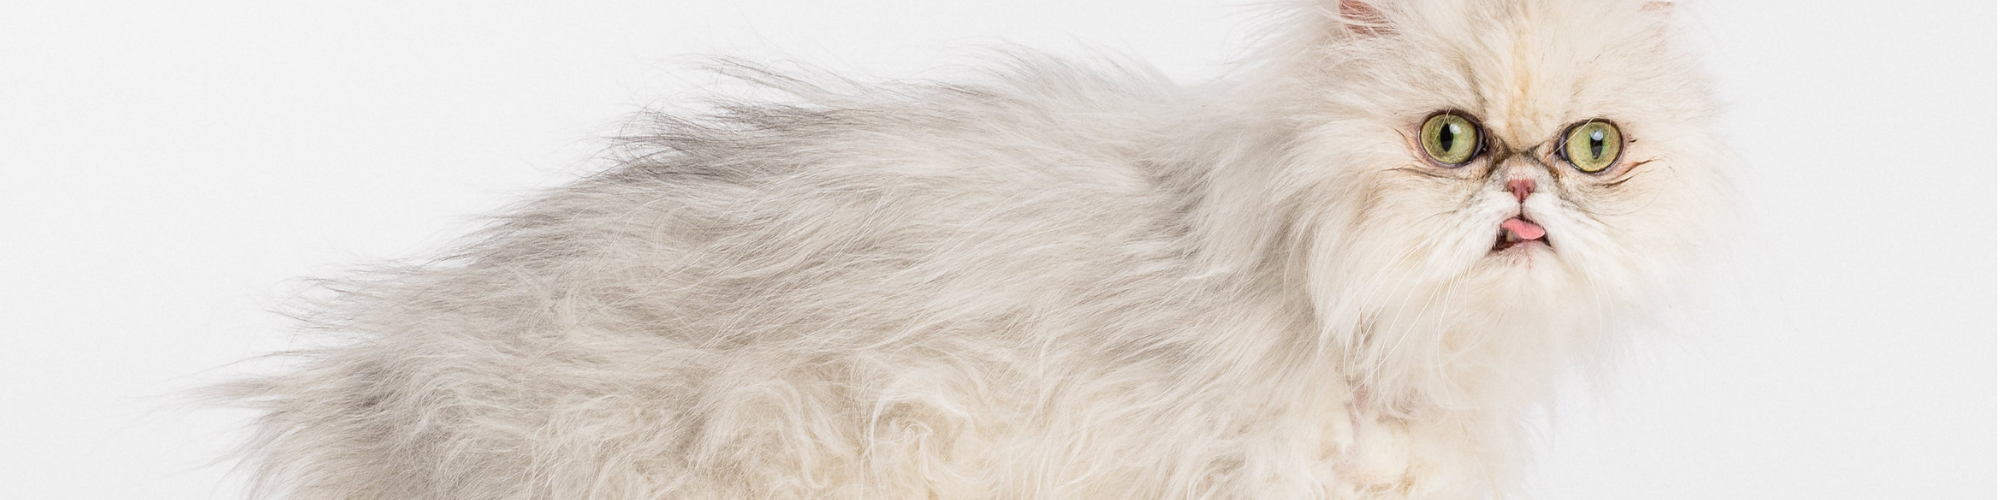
[225,0,1730,498]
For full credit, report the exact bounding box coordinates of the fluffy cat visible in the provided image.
[227,0,1729,498]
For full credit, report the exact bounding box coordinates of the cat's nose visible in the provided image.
[1508,179,1535,203]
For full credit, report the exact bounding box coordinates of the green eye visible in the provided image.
[1562,120,1622,173]
[1420,113,1481,165]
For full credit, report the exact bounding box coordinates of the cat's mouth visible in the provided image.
[1492,217,1548,252]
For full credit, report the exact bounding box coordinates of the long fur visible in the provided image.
[223,0,1730,498]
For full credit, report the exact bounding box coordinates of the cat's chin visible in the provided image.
[1487,238,1550,260]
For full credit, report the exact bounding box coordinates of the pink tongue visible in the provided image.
[1501,218,1546,240]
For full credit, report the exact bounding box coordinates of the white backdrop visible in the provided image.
[1,1,1990,498]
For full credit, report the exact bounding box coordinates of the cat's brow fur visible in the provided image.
[224,0,1729,498]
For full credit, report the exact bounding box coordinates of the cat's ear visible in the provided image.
[1336,0,1393,37]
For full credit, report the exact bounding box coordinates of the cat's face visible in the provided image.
[1266,0,1729,382]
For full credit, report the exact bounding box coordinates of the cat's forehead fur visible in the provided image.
[1296,0,1698,147]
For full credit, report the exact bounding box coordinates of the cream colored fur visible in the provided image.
[226,0,1729,498]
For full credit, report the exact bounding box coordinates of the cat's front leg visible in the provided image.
[1326,406,1416,499]
[1327,406,1491,500]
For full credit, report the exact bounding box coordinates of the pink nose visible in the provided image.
[1508,179,1535,202]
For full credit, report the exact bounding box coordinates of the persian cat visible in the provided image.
[229,0,1729,498]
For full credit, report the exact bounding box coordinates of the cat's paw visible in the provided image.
[1335,412,1419,496]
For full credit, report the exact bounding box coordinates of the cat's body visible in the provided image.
[231,1,1729,499]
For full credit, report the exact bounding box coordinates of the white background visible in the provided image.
[1,1,1991,498]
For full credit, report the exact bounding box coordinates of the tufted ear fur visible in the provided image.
[1337,0,1393,36]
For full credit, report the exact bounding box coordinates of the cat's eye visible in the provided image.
[1560,120,1623,173]
[1419,112,1482,166]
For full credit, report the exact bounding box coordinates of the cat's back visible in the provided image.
[522,59,1221,346]
[238,59,1234,500]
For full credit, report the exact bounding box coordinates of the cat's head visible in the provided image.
[1242,0,1731,404]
